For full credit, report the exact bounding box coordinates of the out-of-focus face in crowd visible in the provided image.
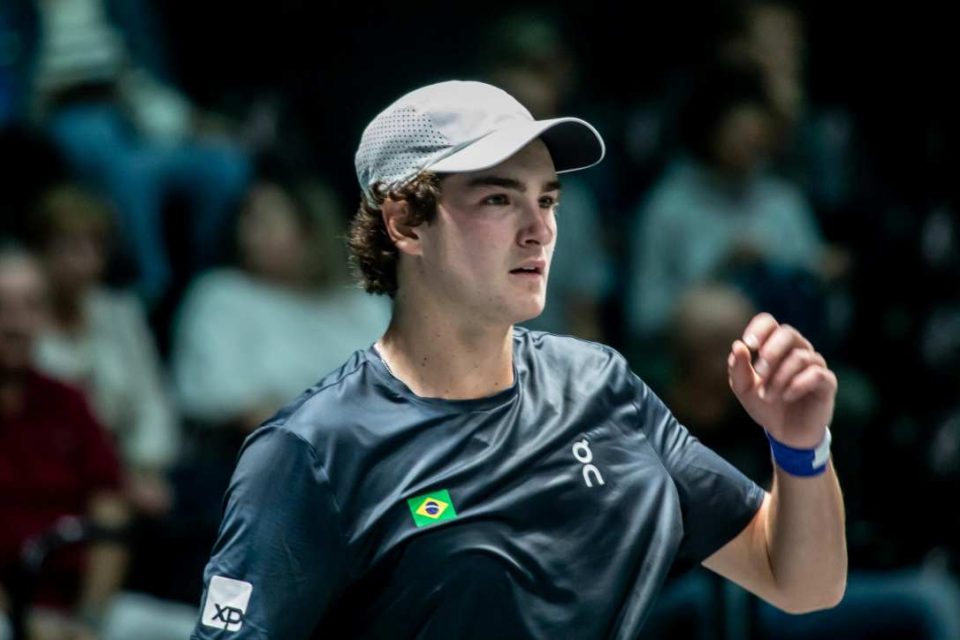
[673,284,755,385]
[238,182,311,284]
[34,185,112,297]
[482,13,575,120]
[0,251,48,375]
[711,103,774,178]
[43,221,108,295]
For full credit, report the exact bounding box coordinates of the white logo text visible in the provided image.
[572,439,605,488]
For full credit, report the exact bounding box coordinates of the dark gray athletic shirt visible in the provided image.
[191,328,764,639]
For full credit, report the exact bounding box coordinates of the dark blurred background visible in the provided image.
[1,1,958,638]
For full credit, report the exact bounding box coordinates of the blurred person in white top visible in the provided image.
[172,174,390,434]
[628,64,825,341]
[30,183,178,518]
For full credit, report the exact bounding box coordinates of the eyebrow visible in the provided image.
[465,175,562,193]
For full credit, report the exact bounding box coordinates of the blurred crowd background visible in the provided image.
[0,1,958,638]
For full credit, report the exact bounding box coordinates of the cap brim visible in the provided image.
[426,117,605,176]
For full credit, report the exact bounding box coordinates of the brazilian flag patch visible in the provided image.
[407,489,458,528]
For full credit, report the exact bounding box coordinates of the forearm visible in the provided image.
[765,461,847,612]
[713,314,847,613]
[78,494,130,622]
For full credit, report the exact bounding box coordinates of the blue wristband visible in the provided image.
[765,428,832,477]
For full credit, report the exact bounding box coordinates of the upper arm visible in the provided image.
[193,428,349,639]
[632,374,765,563]
[701,492,782,605]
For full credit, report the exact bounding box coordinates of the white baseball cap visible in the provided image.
[355,80,605,199]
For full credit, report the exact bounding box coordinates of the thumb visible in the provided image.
[728,340,757,398]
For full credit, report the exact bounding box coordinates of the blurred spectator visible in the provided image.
[172,174,390,436]
[718,0,861,218]
[627,63,825,342]
[621,1,863,225]
[28,183,179,519]
[663,284,769,481]
[1,0,250,305]
[641,285,960,640]
[480,12,613,341]
[0,242,198,639]
[0,244,128,640]
[159,175,389,607]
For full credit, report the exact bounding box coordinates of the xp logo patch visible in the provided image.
[201,575,252,632]
[407,489,458,528]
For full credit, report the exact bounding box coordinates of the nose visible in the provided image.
[517,198,555,248]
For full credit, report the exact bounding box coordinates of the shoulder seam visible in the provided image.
[261,426,355,580]
[268,355,370,428]
[624,368,672,470]
[521,328,619,356]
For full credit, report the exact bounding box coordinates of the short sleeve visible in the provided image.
[191,427,349,639]
[631,373,765,564]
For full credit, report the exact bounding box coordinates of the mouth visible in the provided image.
[509,260,546,278]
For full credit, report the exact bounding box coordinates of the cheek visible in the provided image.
[457,226,509,281]
[430,217,503,275]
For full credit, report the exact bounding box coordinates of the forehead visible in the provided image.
[443,138,558,191]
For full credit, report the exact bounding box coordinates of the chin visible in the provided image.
[511,300,546,325]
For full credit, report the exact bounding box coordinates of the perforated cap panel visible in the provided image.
[354,80,605,199]
[355,104,450,198]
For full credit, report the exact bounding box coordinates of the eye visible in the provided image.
[539,195,560,209]
[481,194,509,206]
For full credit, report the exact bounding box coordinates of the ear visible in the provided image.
[382,198,423,256]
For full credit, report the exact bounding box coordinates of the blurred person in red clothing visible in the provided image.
[0,244,128,640]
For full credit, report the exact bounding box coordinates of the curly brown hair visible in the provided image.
[347,173,442,297]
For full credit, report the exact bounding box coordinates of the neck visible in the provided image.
[376,296,515,400]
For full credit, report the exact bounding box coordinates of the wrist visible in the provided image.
[766,427,832,477]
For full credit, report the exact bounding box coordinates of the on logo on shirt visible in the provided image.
[572,438,605,488]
